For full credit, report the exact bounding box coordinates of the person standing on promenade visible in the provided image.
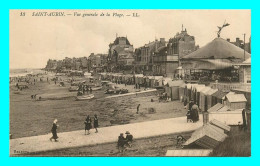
[84,115,92,135]
[93,114,99,133]
[50,119,59,142]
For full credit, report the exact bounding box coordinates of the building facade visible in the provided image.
[108,36,134,72]
[134,38,166,75]
[153,28,196,77]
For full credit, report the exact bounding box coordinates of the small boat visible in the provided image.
[91,86,102,91]
[69,86,79,92]
[76,94,94,101]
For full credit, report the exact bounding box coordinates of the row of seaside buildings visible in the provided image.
[45,27,251,78]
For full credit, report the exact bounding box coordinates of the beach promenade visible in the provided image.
[10,115,203,156]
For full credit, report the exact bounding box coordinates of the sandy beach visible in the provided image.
[10,71,187,139]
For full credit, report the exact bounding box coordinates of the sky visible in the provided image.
[10,10,251,69]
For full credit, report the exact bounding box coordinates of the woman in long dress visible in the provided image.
[84,115,92,135]
[50,119,59,142]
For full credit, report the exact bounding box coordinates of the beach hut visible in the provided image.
[207,104,244,125]
[194,85,206,106]
[211,90,228,106]
[154,76,163,87]
[183,124,227,149]
[232,89,251,109]
[209,119,231,133]
[199,87,212,111]
[167,80,185,100]
[179,84,186,102]
[206,88,218,108]
[225,94,247,110]
[186,84,198,101]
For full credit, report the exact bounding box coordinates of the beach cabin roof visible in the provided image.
[183,124,227,149]
[226,94,247,103]
[186,84,198,90]
[209,119,231,132]
[200,87,212,94]
[217,105,232,112]
[212,90,228,100]
[194,85,206,92]
[207,103,224,112]
[166,149,213,157]
[206,89,218,95]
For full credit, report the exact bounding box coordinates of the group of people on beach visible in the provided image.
[117,131,133,152]
[49,114,99,142]
[84,114,99,135]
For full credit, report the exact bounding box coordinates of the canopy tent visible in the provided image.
[182,38,251,70]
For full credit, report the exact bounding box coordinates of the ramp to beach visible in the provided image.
[10,115,203,155]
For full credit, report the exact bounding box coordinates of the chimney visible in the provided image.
[160,38,165,42]
[227,38,230,42]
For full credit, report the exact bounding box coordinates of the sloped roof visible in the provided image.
[206,89,218,95]
[212,90,228,99]
[182,38,251,60]
[207,103,224,112]
[200,87,212,94]
[166,149,212,157]
[183,124,227,148]
[217,105,232,112]
[209,119,231,132]
[226,94,247,103]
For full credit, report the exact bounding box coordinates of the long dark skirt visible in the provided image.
[52,131,58,139]
[85,123,91,130]
[94,121,98,128]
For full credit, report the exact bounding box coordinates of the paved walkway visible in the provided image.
[10,115,203,155]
